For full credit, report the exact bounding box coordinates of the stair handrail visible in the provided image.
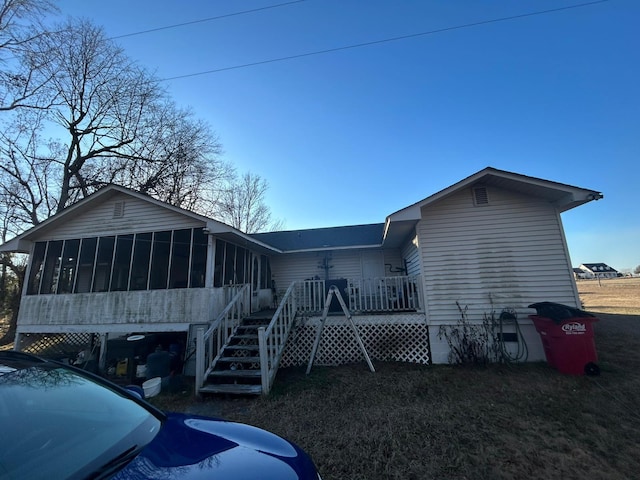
[195,283,250,395]
[258,281,298,395]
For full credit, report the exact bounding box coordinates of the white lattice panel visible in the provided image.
[281,314,431,367]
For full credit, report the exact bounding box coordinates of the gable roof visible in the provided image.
[388,166,602,221]
[383,167,603,248]
[580,263,618,273]
[1,167,603,255]
[251,224,384,253]
[0,185,278,254]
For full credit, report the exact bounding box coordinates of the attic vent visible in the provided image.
[113,201,125,218]
[473,187,489,206]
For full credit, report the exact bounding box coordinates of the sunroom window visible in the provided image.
[26,228,209,295]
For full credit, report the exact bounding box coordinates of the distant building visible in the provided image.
[573,268,590,280]
[578,263,619,279]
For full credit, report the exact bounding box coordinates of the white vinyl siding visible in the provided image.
[270,250,361,289]
[270,248,402,291]
[382,250,404,276]
[418,186,578,323]
[50,193,204,239]
[402,236,421,277]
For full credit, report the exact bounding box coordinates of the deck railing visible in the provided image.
[258,281,297,395]
[195,284,250,395]
[295,279,326,312]
[195,276,421,395]
[291,275,422,314]
[348,275,421,312]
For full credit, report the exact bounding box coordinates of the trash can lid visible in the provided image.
[528,302,595,323]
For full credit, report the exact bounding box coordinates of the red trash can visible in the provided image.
[529,314,599,375]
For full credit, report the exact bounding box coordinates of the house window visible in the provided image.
[260,255,271,289]
[26,242,47,295]
[224,243,236,285]
[213,239,225,288]
[40,240,63,294]
[110,234,134,291]
[213,239,251,288]
[169,229,191,289]
[252,256,259,290]
[149,231,171,290]
[130,233,152,291]
[74,237,97,293]
[27,228,209,295]
[236,247,246,284]
[190,228,207,288]
[92,237,115,292]
[57,239,80,294]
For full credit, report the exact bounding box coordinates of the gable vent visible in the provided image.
[473,187,489,206]
[113,201,125,218]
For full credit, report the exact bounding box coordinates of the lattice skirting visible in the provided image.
[280,313,431,367]
[17,332,98,361]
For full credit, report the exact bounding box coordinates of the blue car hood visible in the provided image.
[112,413,314,479]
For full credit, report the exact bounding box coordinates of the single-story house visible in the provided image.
[0,167,603,394]
[578,263,619,279]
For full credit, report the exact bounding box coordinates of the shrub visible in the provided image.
[438,302,502,365]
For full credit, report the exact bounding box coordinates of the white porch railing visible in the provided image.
[195,284,250,395]
[348,275,421,312]
[295,279,326,312]
[258,281,297,395]
[291,276,422,313]
[195,276,421,396]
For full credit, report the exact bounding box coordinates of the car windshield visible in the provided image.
[0,359,161,480]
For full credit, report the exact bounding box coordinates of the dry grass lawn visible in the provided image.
[578,277,640,315]
[125,278,640,478]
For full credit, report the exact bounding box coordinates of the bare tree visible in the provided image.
[25,19,230,214]
[1,16,230,234]
[0,109,57,228]
[0,0,58,112]
[108,100,228,213]
[30,19,166,211]
[0,17,231,341]
[216,172,283,233]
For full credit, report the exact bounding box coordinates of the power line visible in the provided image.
[110,0,307,40]
[161,0,609,82]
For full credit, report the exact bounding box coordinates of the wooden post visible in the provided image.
[195,327,204,396]
[12,332,21,351]
[258,326,269,394]
[98,333,108,373]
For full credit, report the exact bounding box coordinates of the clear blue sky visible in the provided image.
[54,0,639,271]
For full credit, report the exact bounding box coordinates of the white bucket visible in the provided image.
[142,377,161,398]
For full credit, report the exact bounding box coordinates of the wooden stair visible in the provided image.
[199,312,273,396]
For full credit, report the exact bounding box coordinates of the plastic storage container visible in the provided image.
[142,377,161,398]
